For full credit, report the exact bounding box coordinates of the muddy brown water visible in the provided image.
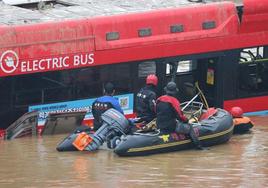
[0,116,267,188]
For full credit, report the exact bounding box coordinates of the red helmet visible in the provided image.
[146,74,158,86]
[230,106,244,118]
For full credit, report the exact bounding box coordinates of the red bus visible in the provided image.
[0,0,268,132]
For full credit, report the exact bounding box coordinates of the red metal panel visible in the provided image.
[92,2,238,50]
[14,19,94,57]
[0,19,95,77]
[224,96,268,113]
[92,29,268,67]
[243,0,268,15]
[240,0,268,33]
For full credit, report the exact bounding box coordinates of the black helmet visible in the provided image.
[164,82,179,96]
[104,82,115,95]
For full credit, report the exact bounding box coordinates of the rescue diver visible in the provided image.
[92,82,124,131]
[230,106,254,134]
[135,74,158,125]
[156,81,204,150]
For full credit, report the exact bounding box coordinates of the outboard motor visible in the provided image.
[84,108,129,151]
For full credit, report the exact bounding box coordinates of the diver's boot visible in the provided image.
[189,125,208,150]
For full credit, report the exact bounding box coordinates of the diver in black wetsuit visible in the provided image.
[92,82,124,131]
[156,82,204,150]
[135,74,158,125]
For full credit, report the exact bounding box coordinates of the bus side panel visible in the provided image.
[224,96,268,113]
[0,19,95,77]
[92,2,238,50]
[15,19,94,56]
[240,0,268,33]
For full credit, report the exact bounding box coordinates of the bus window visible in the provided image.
[76,62,134,98]
[43,71,75,103]
[163,60,197,102]
[102,63,133,94]
[166,60,196,75]
[0,77,12,110]
[14,71,75,105]
[13,61,136,107]
[238,46,268,96]
[138,61,156,78]
[239,47,263,62]
[14,74,45,105]
[137,60,156,90]
[76,67,102,99]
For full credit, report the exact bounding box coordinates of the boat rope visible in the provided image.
[195,82,209,109]
[133,129,160,136]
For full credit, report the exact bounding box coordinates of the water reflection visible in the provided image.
[0,117,268,188]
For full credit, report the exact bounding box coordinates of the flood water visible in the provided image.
[0,116,267,188]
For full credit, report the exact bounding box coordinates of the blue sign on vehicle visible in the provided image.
[29,93,134,126]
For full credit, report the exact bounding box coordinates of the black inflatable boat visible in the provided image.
[114,108,233,156]
[56,108,129,152]
[56,125,93,151]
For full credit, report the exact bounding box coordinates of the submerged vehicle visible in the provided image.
[114,108,233,156]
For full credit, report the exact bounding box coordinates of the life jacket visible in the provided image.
[157,95,187,122]
[136,85,156,122]
[233,116,254,133]
[156,95,187,133]
[92,96,123,130]
[233,116,252,125]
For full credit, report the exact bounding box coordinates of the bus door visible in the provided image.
[161,60,198,102]
[196,57,223,108]
[160,56,225,108]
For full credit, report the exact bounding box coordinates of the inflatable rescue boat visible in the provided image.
[114,108,233,156]
[56,125,93,151]
[57,108,129,152]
